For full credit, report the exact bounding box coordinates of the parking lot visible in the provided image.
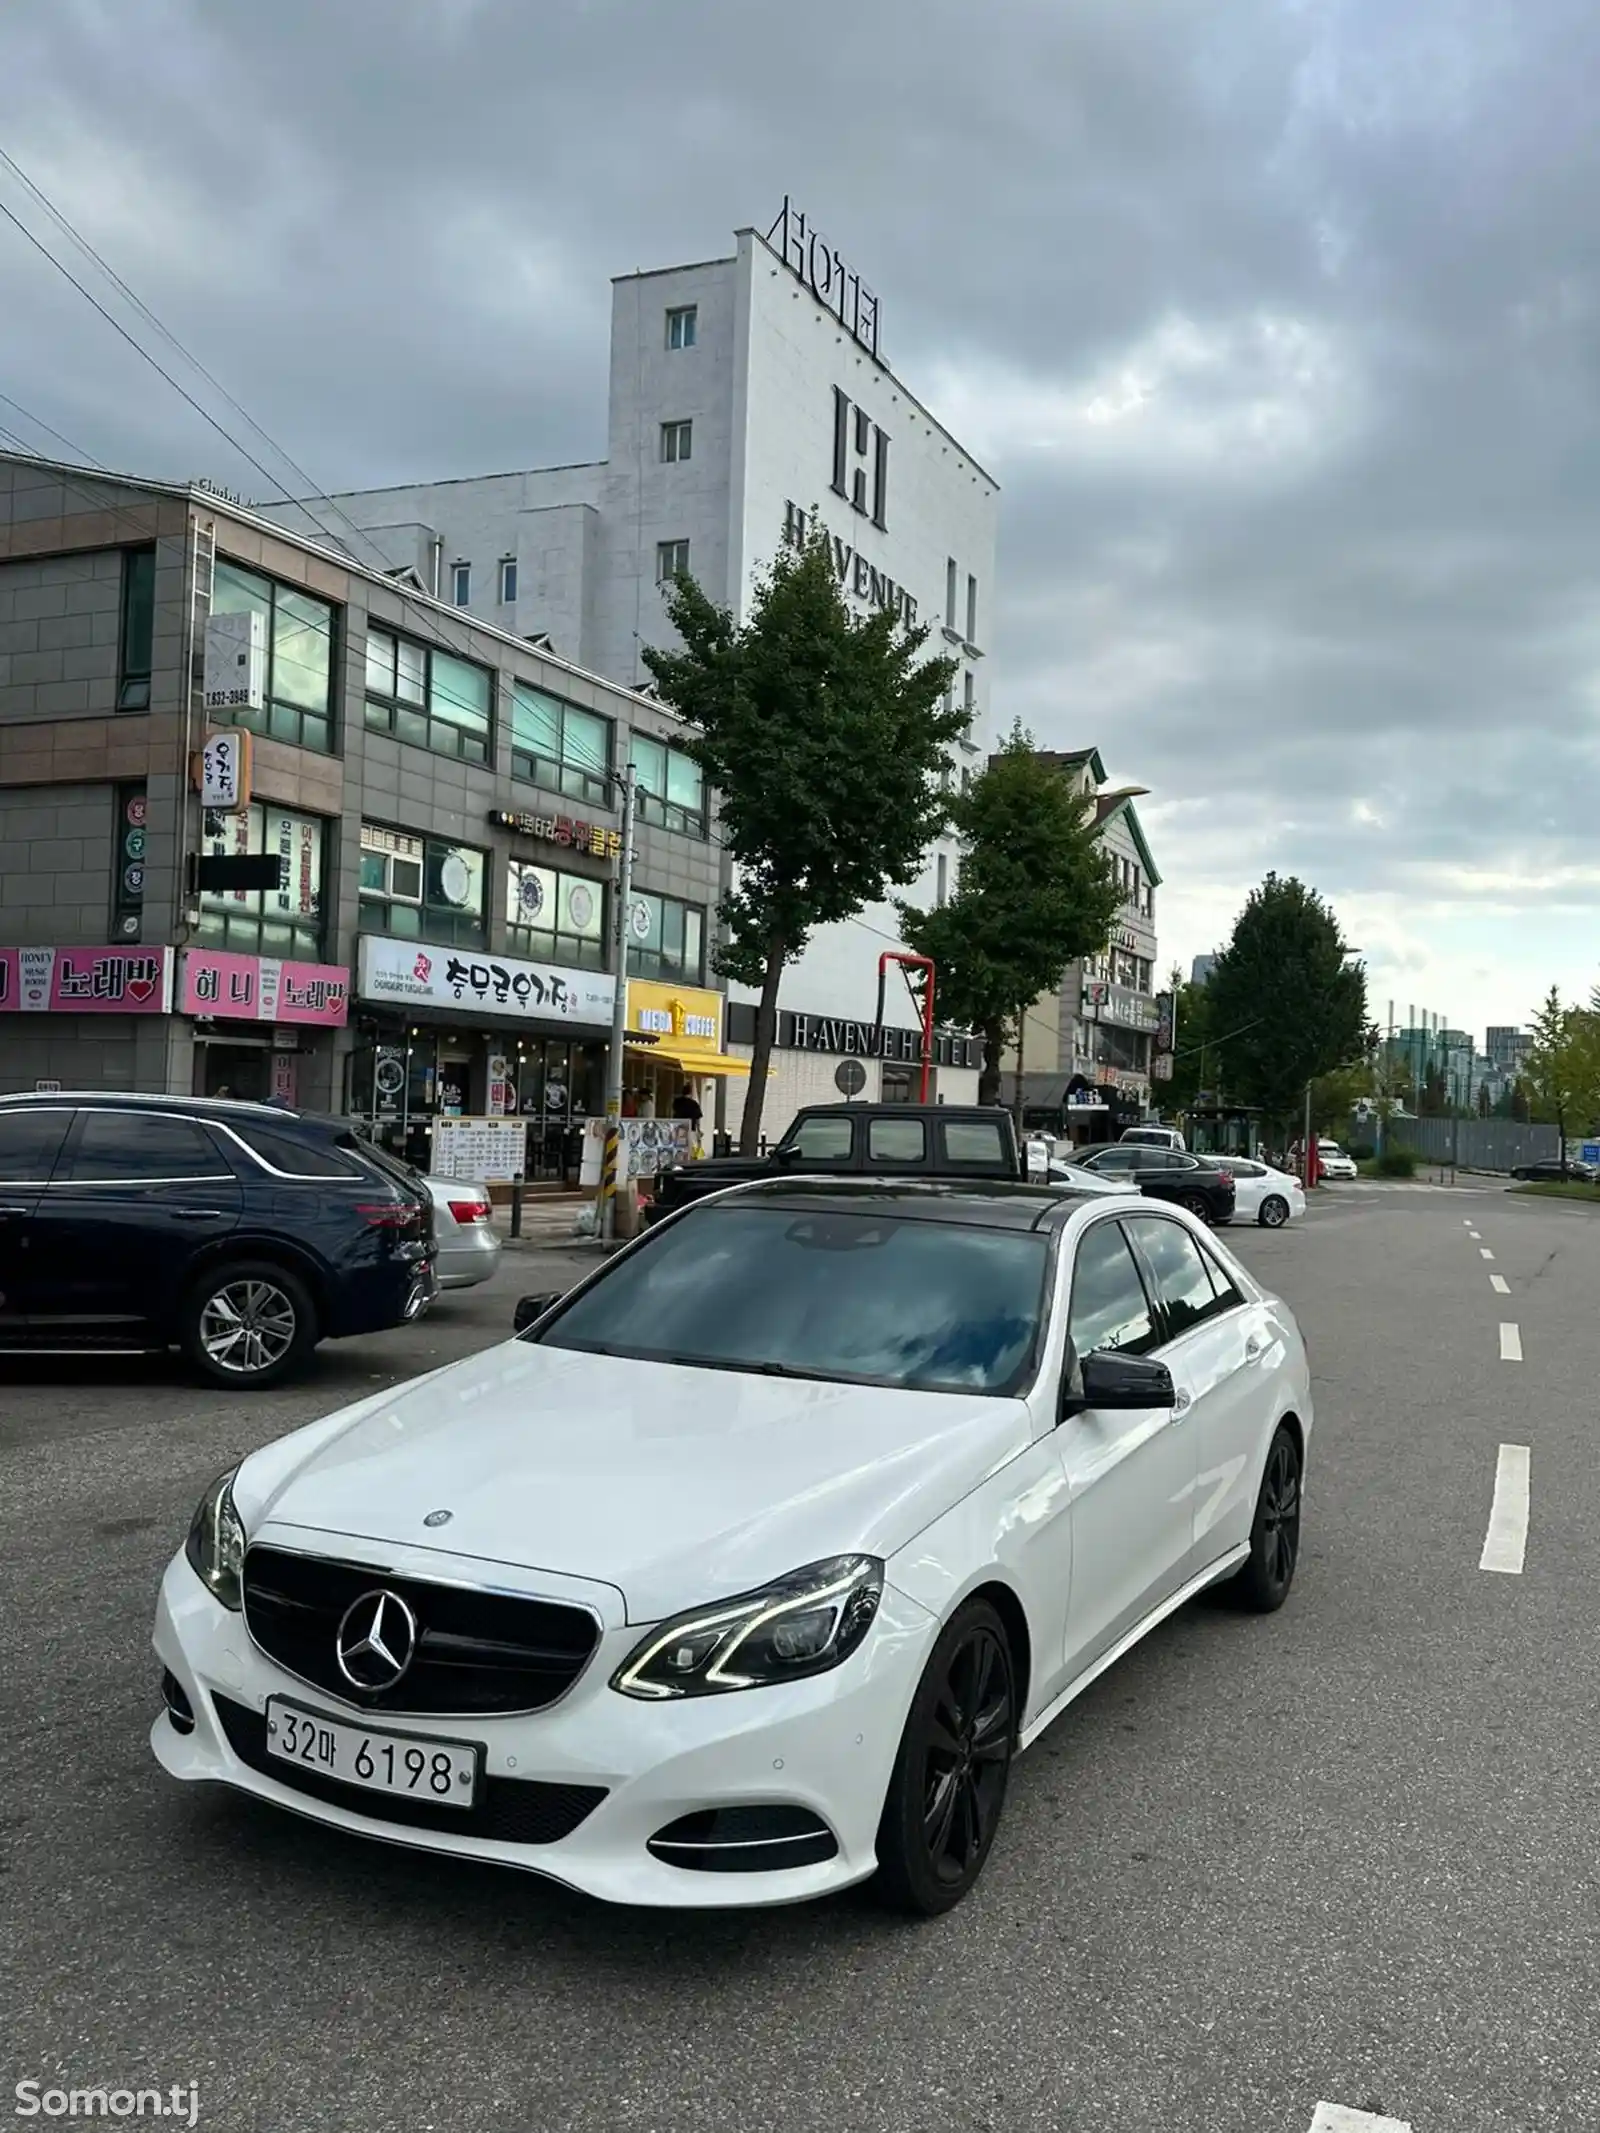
[5,1183,1598,2133]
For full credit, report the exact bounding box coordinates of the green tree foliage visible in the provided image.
[898,725,1123,1104]
[643,523,960,1150]
[1204,873,1368,1133]
[1523,985,1600,1142]
[1163,973,1218,1114]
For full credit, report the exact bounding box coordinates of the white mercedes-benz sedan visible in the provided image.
[153,1176,1312,1917]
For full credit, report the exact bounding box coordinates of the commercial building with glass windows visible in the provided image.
[0,452,723,1182]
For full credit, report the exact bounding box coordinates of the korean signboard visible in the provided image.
[357,936,615,1026]
[489,808,621,861]
[202,611,265,716]
[179,950,349,1027]
[0,946,173,1015]
[195,727,253,813]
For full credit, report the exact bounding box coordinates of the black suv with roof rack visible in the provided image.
[0,1093,435,1388]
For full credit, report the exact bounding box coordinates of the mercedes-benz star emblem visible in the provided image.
[423,1508,452,1528]
[335,1588,419,1692]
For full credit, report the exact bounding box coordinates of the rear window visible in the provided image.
[942,1118,1010,1166]
[228,1121,364,1178]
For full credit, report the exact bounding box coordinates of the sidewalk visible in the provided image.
[488,1193,626,1253]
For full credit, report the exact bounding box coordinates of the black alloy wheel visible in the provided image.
[1259,1194,1290,1229]
[1179,1190,1211,1223]
[875,1599,1015,1916]
[1229,1423,1302,1612]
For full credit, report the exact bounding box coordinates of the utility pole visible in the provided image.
[599,762,637,1245]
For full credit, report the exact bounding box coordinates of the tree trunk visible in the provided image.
[978,1016,1006,1108]
[740,939,787,1155]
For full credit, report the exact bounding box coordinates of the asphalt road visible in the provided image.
[4,1183,1597,2133]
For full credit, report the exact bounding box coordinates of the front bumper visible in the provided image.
[151,1550,934,1908]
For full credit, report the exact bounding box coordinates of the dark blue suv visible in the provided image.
[0,1094,436,1389]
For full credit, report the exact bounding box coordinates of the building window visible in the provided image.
[625,891,705,984]
[506,860,607,971]
[660,420,693,464]
[963,671,975,720]
[210,559,336,753]
[656,539,690,584]
[966,573,979,644]
[936,853,948,907]
[511,683,612,807]
[117,547,155,712]
[499,557,517,605]
[945,558,958,630]
[452,562,471,607]
[666,305,697,350]
[631,731,705,837]
[359,823,486,949]
[364,625,493,764]
[197,802,325,960]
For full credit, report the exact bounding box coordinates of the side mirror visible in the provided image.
[1062,1348,1176,1417]
[771,1146,796,1169]
[513,1292,562,1334]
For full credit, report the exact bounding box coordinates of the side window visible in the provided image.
[1126,1217,1221,1339]
[785,1116,854,1163]
[868,1117,927,1164]
[1198,1243,1246,1313]
[0,1110,73,1183]
[228,1123,362,1178]
[1130,1148,1176,1170]
[64,1113,225,1182]
[1067,1219,1159,1359]
[1086,1147,1137,1172]
[941,1119,1009,1166]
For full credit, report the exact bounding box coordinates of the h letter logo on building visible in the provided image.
[831,388,889,532]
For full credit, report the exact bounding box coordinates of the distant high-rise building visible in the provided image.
[1190,954,1217,987]
[1485,1026,1530,1074]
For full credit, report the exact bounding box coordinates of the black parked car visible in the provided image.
[0,1094,436,1388]
[1509,1158,1599,1183]
[1070,1143,1237,1225]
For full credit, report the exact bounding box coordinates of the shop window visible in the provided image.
[625,891,705,984]
[359,822,486,948]
[506,860,607,971]
[197,802,325,960]
[364,624,493,764]
[117,547,155,711]
[210,559,336,754]
[510,683,612,808]
[631,732,706,838]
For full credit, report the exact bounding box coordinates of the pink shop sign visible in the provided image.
[0,946,173,1014]
[179,950,350,1027]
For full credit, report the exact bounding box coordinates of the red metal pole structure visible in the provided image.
[875,951,937,1101]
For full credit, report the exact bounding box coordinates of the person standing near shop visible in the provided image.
[672,1084,704,1157]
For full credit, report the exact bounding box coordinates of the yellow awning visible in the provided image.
[625,1039,754,1077]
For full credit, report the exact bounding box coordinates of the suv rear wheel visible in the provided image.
[181,1260,316,1389]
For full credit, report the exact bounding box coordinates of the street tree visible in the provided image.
[898,726,1123,1104]
[643,521,961,1150]
[1204,873,1368,1137]
[1163,971,1219,1115]
[1523,986,1600,1146]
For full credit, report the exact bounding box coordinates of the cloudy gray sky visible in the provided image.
[4,0,1599,1039]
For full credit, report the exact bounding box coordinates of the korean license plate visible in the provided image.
[264,1697,479,1808]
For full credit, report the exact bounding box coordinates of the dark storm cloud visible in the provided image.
[3,0,1599,1020]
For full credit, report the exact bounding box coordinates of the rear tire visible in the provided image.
[1179,1191,1211,1223]
[875,1599,1015,1917]
[1259,1195,1290,1228]
[1227,1424,1302,1612]
[181,1260,316,1390]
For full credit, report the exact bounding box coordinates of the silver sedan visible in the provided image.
[421,1176,503,1289]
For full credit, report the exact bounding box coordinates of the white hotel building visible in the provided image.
[262,205,998,1129]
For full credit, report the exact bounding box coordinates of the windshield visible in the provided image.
[536,1203,1051,1395]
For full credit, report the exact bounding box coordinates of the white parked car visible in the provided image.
[1207,1158,1307,1229]
[1048,1158,1138,1197]
[1316,1141,1358,1181]
[421,1176,502,1290]
[1120,1124,1186,1152]
[154,1176,1312,1917]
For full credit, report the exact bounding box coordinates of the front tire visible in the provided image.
[1259,1194,1290,1228]
[181,1261,316,1390]
[875,1599,1015,1917]
[1228,1424,1302,1612]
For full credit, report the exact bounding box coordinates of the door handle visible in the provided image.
[168,1207,226,1221]
[1244,1335,1267,1360]
[0,1204,29,1217]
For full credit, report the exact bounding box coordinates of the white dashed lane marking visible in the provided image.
[1480,1247,1495,1260]
[1480,1445,1531,1574]
[1499,1322,1523,1362]
[1468,1229,1482,1239]
[1490,1274,1510,1295]
[1310,2105,1413,2132]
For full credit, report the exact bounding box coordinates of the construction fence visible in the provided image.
[1381,1117,1560,1173]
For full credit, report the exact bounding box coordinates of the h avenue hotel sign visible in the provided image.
[766,196,881,360]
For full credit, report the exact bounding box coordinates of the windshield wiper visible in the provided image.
[659,1354,835,1381]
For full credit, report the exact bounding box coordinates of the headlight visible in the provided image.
[611,1555,883,1700]
[185,1468,245,1611]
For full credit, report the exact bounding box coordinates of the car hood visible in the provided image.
[232,1342,1033,1623]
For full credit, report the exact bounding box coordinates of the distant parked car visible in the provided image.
[1072,1144,1236,1225]
[1315,1142,1358,1181]
[1509,1158,1599,1183]
[421,1177,502,1289]
[1207,1157,1307,1228]
[1120,1124,1186,1152]
[1047,1158,1139,1197]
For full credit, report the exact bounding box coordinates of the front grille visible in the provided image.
[241,1545,599,1716]
[212,1695,606,1845]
